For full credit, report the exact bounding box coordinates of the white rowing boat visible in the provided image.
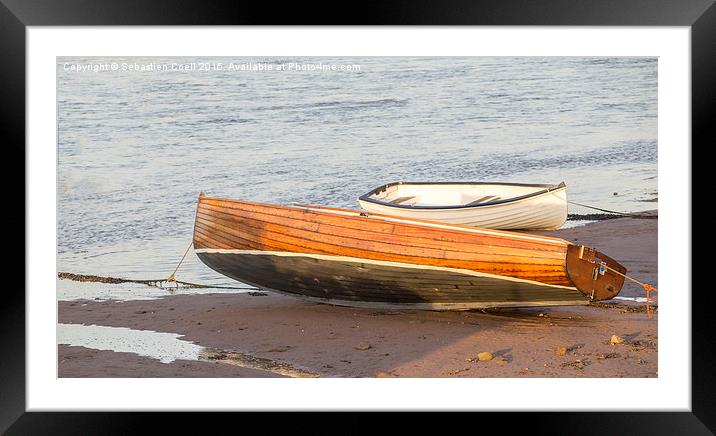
[357,181,568,230]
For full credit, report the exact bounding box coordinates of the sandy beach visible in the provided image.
[58,214,657,378]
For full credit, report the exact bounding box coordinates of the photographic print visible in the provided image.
[57,56,658,379]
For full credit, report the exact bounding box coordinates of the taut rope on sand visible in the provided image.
[166,240,194,283]
[57,272,256,291]
[544,189,656,219]
[58,239,259,292]
[567,200,656,219]
[162,240,258,292]
[604,266,658,318]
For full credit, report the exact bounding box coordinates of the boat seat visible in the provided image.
[390,196,416,204]
[465,195,500,206]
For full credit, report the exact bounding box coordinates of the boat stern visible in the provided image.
[565,244,627,300]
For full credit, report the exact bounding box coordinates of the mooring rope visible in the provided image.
[166,240,194,283]
[161,239,260,291]
[57,272,256,291]
[58,239,261,292]
[604,266,658,318]
[541,188,657,219]
[567,200,655,219]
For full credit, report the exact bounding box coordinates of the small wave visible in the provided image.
[205,116,252,124]
[250,98,408,113]
[181,116,253,127]
[312,98,408,110]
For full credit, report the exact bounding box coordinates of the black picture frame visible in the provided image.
[3,0,711,433]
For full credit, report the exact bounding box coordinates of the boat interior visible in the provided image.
[365,183,562,207]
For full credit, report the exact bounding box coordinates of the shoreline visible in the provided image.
[58,213,657,378]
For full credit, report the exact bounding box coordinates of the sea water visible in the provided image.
[57,57,657,291]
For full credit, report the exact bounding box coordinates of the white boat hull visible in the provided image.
[358,184,568,230]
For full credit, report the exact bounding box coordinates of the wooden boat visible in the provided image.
[358,181,568,230]
[193,193,626,310]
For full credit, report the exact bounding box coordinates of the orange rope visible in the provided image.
[167,240,194,284]
[606,266,657,318]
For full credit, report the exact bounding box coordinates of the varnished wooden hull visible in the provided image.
[193,194,626,309]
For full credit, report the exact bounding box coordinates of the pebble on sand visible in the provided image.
[477,352,494,361]
[355,341,372,351]
[556,347,567,356]
[610,335,625,345]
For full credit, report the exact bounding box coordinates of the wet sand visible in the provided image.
[58,214,657,378]
[58,345,284,378]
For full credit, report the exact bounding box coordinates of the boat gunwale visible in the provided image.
[358,181,567,210]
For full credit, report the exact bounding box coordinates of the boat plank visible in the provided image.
[196,211,565,267]
[196,214,566,271]
[197,222,340,257]
[194,226,259,251]
[195,216,572,284]
[193,230,234,250]
[199,198,568,251]
[196,205,566,260]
